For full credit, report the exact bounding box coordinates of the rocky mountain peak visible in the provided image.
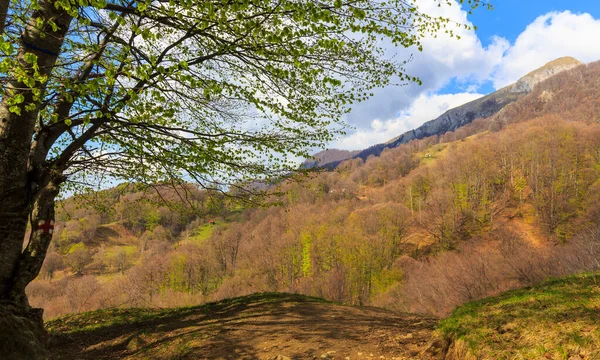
[510,57,583,93]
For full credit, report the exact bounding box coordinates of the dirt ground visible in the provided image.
[47,294,441,360]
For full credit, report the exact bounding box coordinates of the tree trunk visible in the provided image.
[0,302,48,359]
[0,0,72,302]
[0,211,30,298]
[0,0,9,34]
[8,180,61,305]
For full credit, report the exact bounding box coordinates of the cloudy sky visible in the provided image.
[331,0,600,150]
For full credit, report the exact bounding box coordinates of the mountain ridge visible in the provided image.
[315,56,584,168]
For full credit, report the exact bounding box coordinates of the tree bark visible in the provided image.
[0,1,72,301]
[0,0,9,35]
[0,211,30,298]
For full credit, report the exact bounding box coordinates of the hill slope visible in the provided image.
[47,293,439,360]
[439,272,600,359]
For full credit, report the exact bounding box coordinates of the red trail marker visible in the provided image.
[37,219,55,234]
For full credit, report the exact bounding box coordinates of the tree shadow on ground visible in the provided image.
[48,293,438,360]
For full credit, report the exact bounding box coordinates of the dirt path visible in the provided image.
[47,294,440,360]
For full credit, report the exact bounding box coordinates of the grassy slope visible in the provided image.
[438,272,600,359]
[185,223,215,244]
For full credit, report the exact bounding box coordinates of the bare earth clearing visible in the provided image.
[47,293,440,360]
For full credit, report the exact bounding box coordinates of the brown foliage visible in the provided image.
[391,225,600,316]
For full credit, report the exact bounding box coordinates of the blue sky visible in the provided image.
[463,0,600,94]
[331,0,600,150]
[472,0,600,46]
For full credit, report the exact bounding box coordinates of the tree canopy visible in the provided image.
[0,0,484,310]
[1,0,483,195]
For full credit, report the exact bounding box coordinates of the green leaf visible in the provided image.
[9,105,21,115]
[23,52,38,64]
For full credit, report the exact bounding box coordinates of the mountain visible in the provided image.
[303,148,361,168]
[317,56,583,167]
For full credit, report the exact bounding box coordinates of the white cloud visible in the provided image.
[490,11,600,88]
[342,0,507,144]
[333,92,483,150]
[414,0,509,84]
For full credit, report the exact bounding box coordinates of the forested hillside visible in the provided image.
[30,61,600,319]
